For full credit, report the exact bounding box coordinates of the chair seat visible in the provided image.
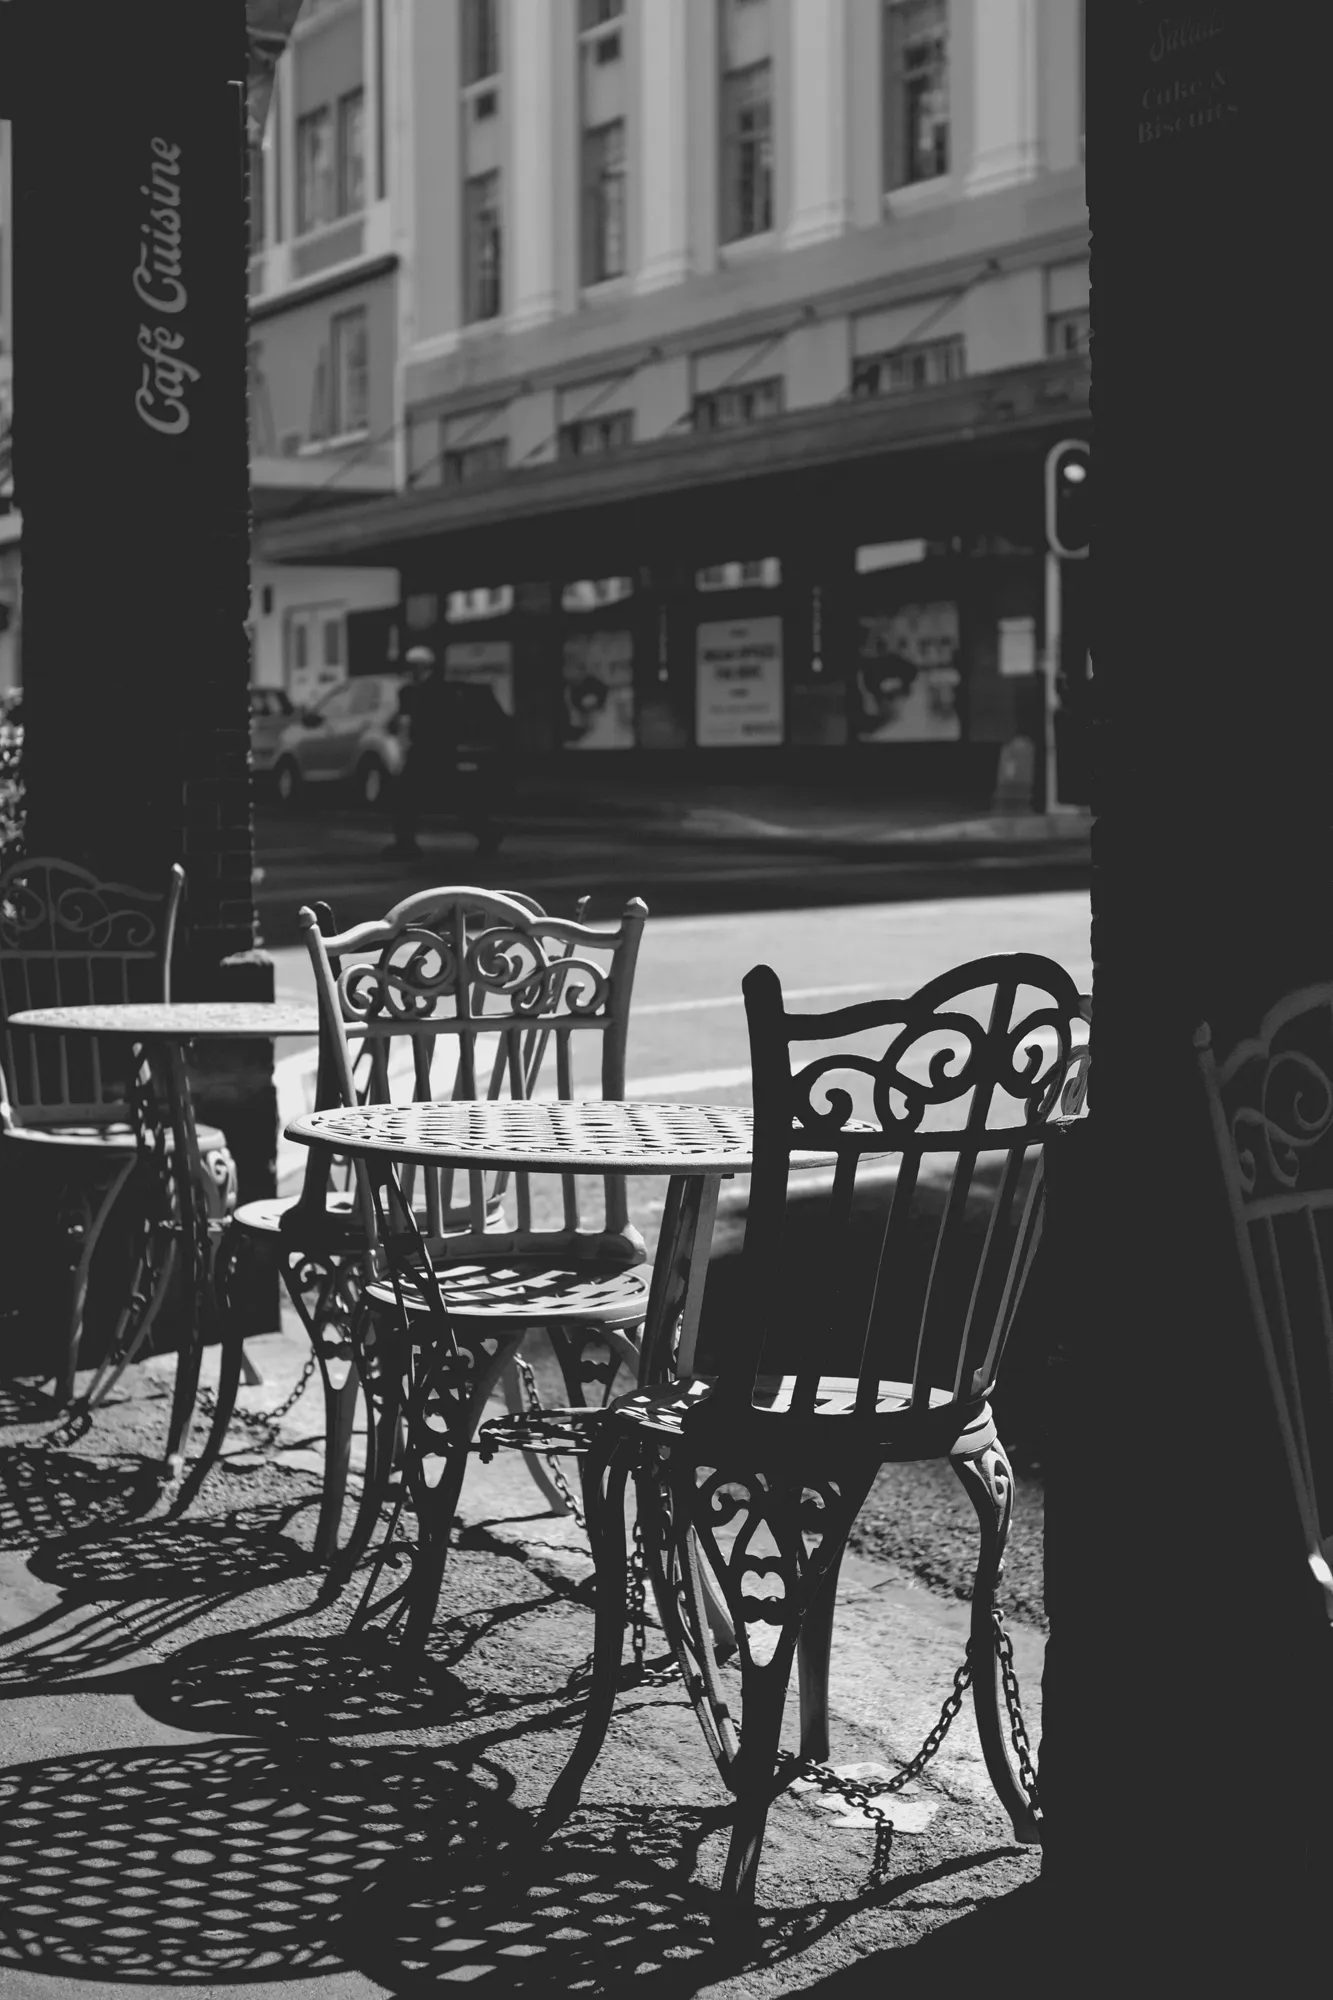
[368,1260,651,1328]
[605,1373,997,1460]
[232,1191,508,1247]
[1,1117,227,1156]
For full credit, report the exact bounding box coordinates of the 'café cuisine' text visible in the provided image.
[134,138,200,437]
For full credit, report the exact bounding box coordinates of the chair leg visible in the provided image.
[796,1542,847,1765]
[538,1427,633,1837]
[953,1439,1041,1844]
[312,1371,362,1563]
[328,1301,402,1590]
[60,1156,137,1403]
[720,1676,793,1906]
[170,1228,250,1516]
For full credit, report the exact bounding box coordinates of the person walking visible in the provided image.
[383,645,454,859]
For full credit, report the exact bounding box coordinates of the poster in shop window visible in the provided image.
[443,640,515,714]
[695,617,784,747]
[562,630,635,750]
[854,602,962,741]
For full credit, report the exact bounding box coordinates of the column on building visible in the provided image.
[634,0,691,293]
[963,0,1040,195]
[507,0,560,330]
[785,0,851,248]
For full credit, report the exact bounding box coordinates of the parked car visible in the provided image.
[249,686,295,777]
[271,672,407,808]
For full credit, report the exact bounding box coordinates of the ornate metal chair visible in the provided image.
[543,953,1088,1904]
[188,887,650,1584]
[0,855,233,1401]
[1197,990,1333,1624]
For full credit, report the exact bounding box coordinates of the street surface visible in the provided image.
[254,801,1089,948]
[268,883,1091,1091]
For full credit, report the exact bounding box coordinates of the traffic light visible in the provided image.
[1045,439,1091,559]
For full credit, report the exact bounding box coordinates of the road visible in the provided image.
[253,803,1089,949]
[269,883,1091,1186]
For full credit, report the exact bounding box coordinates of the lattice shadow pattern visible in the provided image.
[0,1745,865,1990]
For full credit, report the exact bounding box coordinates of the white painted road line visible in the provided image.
[634,981,883,1017]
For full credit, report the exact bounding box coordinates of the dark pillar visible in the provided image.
[7,3,277,1309]
[1042,4,1333,1977]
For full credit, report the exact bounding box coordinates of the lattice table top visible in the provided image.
[285,1099,762,1174]
[10,1001,319,1040]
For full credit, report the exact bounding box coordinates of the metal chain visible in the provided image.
[992,1607,1042,1813]
[779,1652,974,1885]
[514,1351,586,1530]
[197,1348,319,1449]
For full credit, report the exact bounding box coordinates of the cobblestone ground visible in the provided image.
[0,1359,1047,1997]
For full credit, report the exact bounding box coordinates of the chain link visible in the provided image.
[197,1348,319,1449]
[514,1352,586,1530]
[779,1651,973,1885]
[992,1607,1042,1814]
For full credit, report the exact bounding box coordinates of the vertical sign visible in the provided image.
[13,4,251,961]
[695,617,784,746]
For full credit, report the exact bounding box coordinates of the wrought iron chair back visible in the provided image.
[1196,989,1333,1621]
[725,953,1090,1436]
[0,856,183,1130]
[298,885,649,1264]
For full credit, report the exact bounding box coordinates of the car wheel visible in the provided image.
[274,758,302,806]
[356,755,387,809]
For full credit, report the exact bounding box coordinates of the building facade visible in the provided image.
[261,0,1089,794]
[247,0,400,698]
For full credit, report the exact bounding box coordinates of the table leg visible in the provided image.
[160,1042,215,1482]
[634,1171,734,1654]
[344,1164,523,1650]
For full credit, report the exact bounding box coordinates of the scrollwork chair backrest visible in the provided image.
[728,954,1089,1426]
[300,885,649,1260]
[0,856,184,1130]
[1196,990,1333,1622]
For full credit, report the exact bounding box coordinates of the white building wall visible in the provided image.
[250,564,401,693]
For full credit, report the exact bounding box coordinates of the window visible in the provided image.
[884,1,949,190]
[693,378,784,431]
[337,88,365,215]
[579,0,624,26]
[852,337,964,397]
[464,171,502,321]
[581,121,627,284]
[558,411,634,459]
[721,62,774,242]
[462,0,500,85]
[443,439,508,487]
[330,310,369,434]
[296,106,335,233]
[1048,310,1091,357]
[248,141,266,253]
[697,557,782,591]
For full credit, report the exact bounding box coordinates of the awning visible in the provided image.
[255,354,1090,573]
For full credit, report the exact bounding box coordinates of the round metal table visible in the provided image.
[284,1097,768,1646]
[12,1001,318,1476]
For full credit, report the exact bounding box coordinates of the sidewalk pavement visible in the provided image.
[501,779,1091,853]
[0,1314,1049,1996]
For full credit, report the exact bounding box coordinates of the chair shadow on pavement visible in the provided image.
[0,1504,317,1693]
[0,1734,944,1995]
[0,1440,161,1551]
